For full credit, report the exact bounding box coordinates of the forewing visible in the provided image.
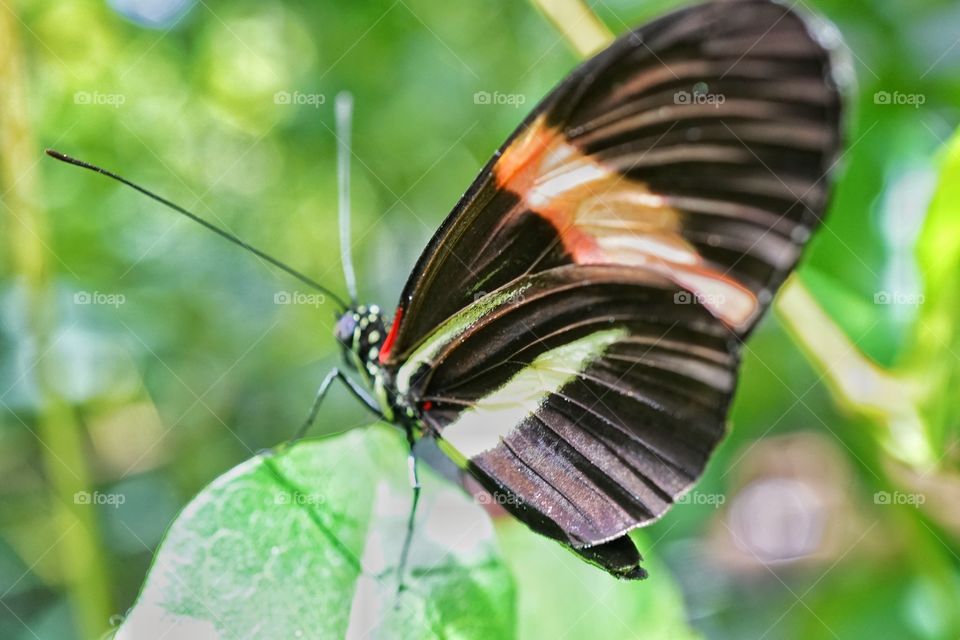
[380,0,844,365]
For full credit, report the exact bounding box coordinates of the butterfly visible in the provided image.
[50,0,844,581]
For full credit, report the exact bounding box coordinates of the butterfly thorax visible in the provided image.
[334,304,387,372]
[334,304,412,425]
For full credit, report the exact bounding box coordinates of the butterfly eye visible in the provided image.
[334,313,358,347]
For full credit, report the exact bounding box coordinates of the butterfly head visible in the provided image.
[334,304,387,374]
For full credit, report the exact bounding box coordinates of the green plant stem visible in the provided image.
[0,6,113,638]
[776,278,933,467]
[531,0,613,56]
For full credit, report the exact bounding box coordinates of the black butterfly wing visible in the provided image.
[380,0,844,577]
[380,0,845,367]
[393,265,738,577]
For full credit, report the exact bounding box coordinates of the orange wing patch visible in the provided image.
[494,116,759,332]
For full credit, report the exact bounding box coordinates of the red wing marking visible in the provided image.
[492,116,759,331]
[379,306,403,364]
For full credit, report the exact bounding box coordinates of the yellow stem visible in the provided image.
[0,5,113,638]
[776,278,933,467]
[531,0,613,56]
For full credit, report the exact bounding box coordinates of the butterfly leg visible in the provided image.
[396,425,421,597]
[291,367,382,443]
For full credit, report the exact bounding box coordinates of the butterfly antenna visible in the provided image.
[45,149,349,311]
[335,92,359,305]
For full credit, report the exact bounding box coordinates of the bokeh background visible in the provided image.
[2,0,960,638]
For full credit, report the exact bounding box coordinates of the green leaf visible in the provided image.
[908,130,960,453]
[115,426,515,639]
[917,134,960,296]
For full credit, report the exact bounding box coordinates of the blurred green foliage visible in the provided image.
[910,134,960,456]
[1,0,960,638]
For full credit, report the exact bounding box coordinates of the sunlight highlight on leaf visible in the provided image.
[115,427,515,640]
